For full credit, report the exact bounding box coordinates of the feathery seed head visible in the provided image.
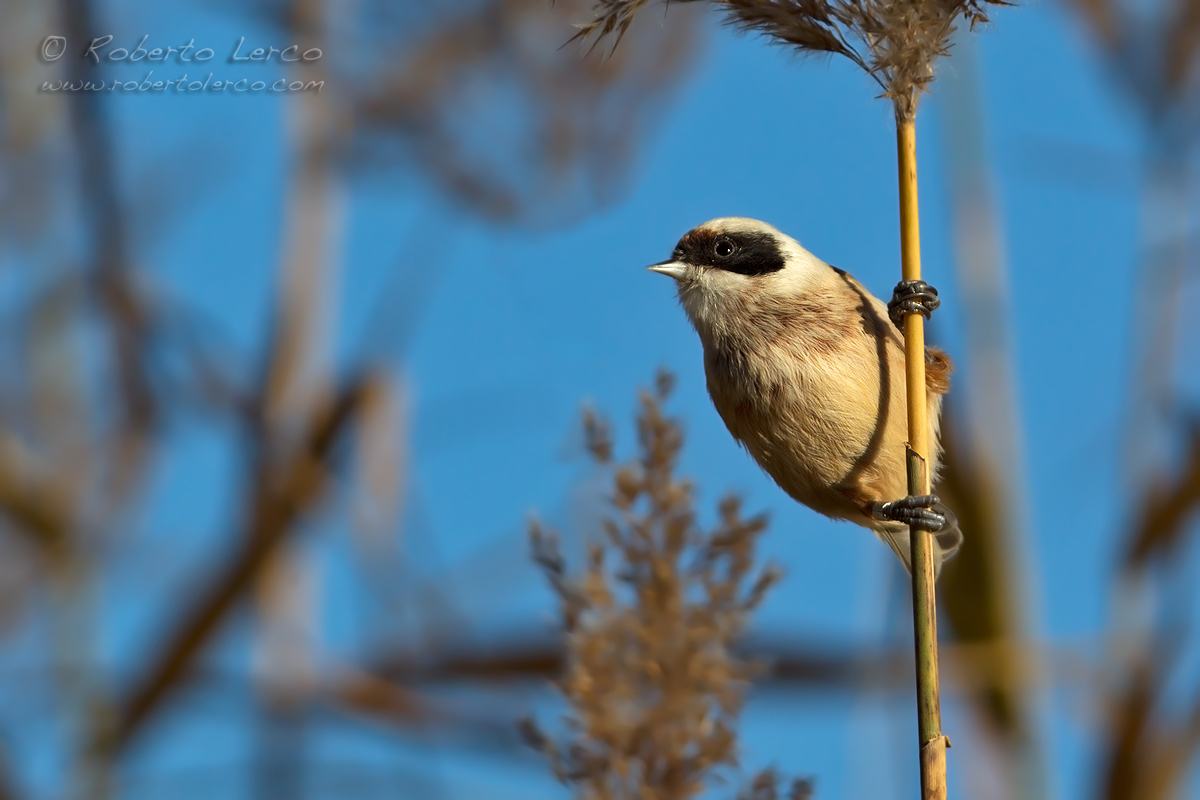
[571,0,1010,120]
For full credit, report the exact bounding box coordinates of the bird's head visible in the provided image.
[648,217,828,336]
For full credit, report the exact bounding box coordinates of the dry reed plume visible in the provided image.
[570,0,1006,120]
[522,371,811,800]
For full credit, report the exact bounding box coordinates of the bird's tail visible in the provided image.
[879,502,963,580]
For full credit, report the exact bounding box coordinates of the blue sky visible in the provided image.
[11,0,1200,798]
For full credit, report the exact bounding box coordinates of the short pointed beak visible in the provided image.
[647,260,689,281]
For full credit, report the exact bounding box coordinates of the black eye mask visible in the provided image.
[673,229,786,276]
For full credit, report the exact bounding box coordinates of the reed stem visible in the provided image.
[896,114,948,800]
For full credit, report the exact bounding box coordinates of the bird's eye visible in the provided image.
[714,239,735,258]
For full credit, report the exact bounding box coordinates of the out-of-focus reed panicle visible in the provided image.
[522,371,812,800]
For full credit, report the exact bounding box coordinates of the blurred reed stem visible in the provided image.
[896,113,948,800]
[50,547,113,800]
[936,32,1046,798]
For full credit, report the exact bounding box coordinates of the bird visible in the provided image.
[647,217,962,576]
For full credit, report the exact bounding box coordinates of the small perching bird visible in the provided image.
[649,217,962,576]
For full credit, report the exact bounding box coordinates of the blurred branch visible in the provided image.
[938,415,1031,738]
[1123,421,1200,570]
[1143,691,1200,800]
[250,5,342,796]
[324,665,526,752]
[0,436,71,549]
[110,375,374,752]
[1069,0,1200,120]
[1095,640,1200,800]
[64,0,157,503]
[375,638,906,689]
[350,0,700,226]
[370,632,1093,696]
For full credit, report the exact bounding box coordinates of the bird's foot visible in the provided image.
[888,280,941,329]
[873,494,946,531]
